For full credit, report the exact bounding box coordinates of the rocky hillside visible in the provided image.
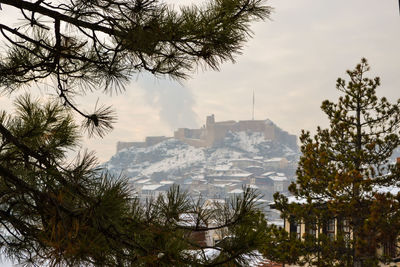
[104,130,299,182]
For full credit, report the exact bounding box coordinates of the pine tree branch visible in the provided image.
[0,0,119,36]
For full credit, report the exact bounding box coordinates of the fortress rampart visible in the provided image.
[117,136,170,152]
[174,115,297,150]
[116,115,297,153]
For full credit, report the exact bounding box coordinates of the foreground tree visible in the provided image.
[0,96,271,266]
[274,59,400,266]
[0,0,271,136]
[0,0,273,265]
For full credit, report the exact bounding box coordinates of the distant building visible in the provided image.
[264,157,289,170]
[116,115,297,152]
[139,183,172,199]
[231,158,263,169]
[270,185,400,267]
[174,114,297,149]
[116,136,170,152]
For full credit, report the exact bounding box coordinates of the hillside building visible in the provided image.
[116,115,297,152]
[174,114,297,149]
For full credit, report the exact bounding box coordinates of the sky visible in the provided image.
[82,0,400,162]
[0,0,399,165]
[0,1,399,266]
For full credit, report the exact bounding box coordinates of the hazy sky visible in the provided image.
[0,0,399,266]
[84,0,400,162]
[0,0,399,165]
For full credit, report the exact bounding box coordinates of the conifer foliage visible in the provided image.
[0,0,271,136]
[274,59,400,266]
[0,96,270,266]
[0,0,273,265]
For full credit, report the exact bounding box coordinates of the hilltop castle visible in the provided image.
[116,115,297,152]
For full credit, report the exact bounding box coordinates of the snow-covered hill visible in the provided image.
[104,131,299,181]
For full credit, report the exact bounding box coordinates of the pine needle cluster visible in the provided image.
[0,95,271,266]
[0,0,271,137]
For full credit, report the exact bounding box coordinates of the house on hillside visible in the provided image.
[231,158,264,169]
[268,173,290,193]
[140,184,172,199]
[264,157,289,170]
[251,172,290,200]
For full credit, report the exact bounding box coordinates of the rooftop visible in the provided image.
[142,184,163,191]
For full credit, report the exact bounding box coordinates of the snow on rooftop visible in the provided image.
[128,176,142,182]
[269,176,288,182]
[228,189,244,194]
[246,165,263,169]
[160,180,174,185]
[214,183,237,188]
[214,165,231,171]
[229,173,252,178]
[214,179,241,183]
[214,184,229,188]
[141,184,163,191]
[192,175,205,180]
[261,171,274,177]
[231,158,253,162]
[264,157,285,162]
[136,178,151,184]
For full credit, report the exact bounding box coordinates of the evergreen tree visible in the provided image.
[0,95,271,266]
[0,0,274,265]
[0,0,271,136]
[274,59,400,266]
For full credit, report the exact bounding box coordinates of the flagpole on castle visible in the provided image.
[252,90,255,120]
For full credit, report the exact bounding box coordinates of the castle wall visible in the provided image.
[174,128,186,140]
[280,132,298,150]
[264,123,276,140]
[174,128,203,140]
[270,127,297,151]
[205,124,215,147]
[116,136,170,153]
[205,120,236,146]
[145,136,169,146]
[235,120,267,132]
[188,129,203,139]
[118,115,297,152]
[116,141,146,152]
[206,114,215,126]
[211,123,236,145]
